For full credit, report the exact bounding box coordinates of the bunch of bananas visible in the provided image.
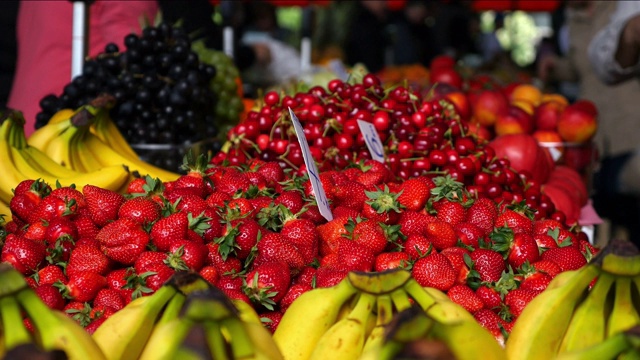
[92,271,283,360]
[0,263,106,359]
[27,96,180,184]
[0,110,130,210]
[273,269,505,360]
[506,238,640,359]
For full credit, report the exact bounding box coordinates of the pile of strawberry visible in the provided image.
[0,149,596,342]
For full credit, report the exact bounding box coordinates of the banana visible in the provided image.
[92,284,178,360]
[607,277,640,337]
[0,139,25,204]
[362,293,393,355]
[556,331,634,360]
[0,200,11,220]
[82,130,180,182]
[505,264,601,360]
[16,284,106,359]
[0,295,32,350]
[20,145,80,179]
[27,118,73,154]
[90,111,140,161]
[309,292,376,360]
[48,108,76,124]
[241,318,286,360]
[232,298,263,324]
[273,278,358,360]
[602,253,640,276]
[138,315,195,360]
[203,320,233,360]
[0,263,28,296]
[43,125,78,171]
[559,271,616,353]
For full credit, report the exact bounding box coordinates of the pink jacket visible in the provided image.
[8,0,158,136]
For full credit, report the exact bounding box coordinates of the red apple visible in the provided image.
[534,100,566,131]
[430,67,463,90]
[488,133,554,184]
[495,105,535,136]
[562,143,597,174]
[472,89,509,127]
[557,103,598,143]
[541,183,581,225]
[548,165,589,207]
[443,91,471,120]
[430,55,456,70]
[533,129,564,162]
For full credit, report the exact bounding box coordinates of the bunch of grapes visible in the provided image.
[36,22,222,170]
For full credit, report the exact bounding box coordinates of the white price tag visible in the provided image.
[357,120,385,163]
[288,108,333,221]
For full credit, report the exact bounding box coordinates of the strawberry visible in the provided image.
[64,301,92,326]
[474,308,507,345]
[44,217,78,245]
[350,219,390,255]
[150,211,189,252]
[533,233,558,250]
[175,152,211,198]
[518,269,552,293]
[412,252,456,291]
[447,284,484,313]
[475,285,503,310]
[362,185,402,225]
[85,316,107,334]
[435,200,467,226]
[245,261,291,309]
[117,197,162,225]
[201,208,224,242]
[424,220,457,250]
[280,217,319,264]
[126,177,148,195]
[279,283,313,311]
[62,271,107,302]
[468,248,505,283]
[50,185,86,209]
[316,217,349,256]
[167,240,207,271]
[274,190,305,215]
[245,171,268,190]
[531,259,562,278]
[374,252,411,272]
[454,222,485,249]
[138,262,174,291]
[403,234,432,260]
[540,246,587,271]
[35,265,67,285]
[397,178,430,212]
[206,243,243,275]
[292,266,317,287]
[171,194,208,217]
[332,206,360,220]
[217,275,244,292]
[1,234,46,275]
[331,180,368,211]
[66,245,111,277]
[216,218,262,261]
[215,169,252,195]
[441,247,471,285]
[255,232,305,271]
[491,227,540,269]
[396,210,431,237]
[466,198,497,236]
[504,288,538,318]
[23,221,47,242]
[199,265,220,286]
[29,195,73,224]
[495,209,533,235]
[205,191,232,209]
[82,185,126,227]
[256,161,285,184]
[35,284,66,310]
[9,179,49,223]
[106,267,148,302]
[45,234,75,264]
[333,238,376,273]
[73,214,100,240]
[96,218,150,265]
[315,267,348,288]
[532,219,564,235]
[93,288,125,312]
[260,311,283,334]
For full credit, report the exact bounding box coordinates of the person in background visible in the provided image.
[344,0,390,73]
[538,0,640,244]
[7,0,159,136]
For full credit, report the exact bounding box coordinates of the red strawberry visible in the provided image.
[435,200,467,226]
[533,233,558,250]
[531,259,562,278]
[63,271,107,302]
[199,265,219,286]
[29,195,73,224]
[82,185,126,227]
[540,246,587,271]
[396,211,431,237]
[315,267,348,288]
[9,180,49,223]
[475,285,503,310]
[217,275,244,293]
[441,247,471,285]
[167,240,207,271]
[206,243,243,275]
[175,153,210,197]
[403,234,432,260]
[85,316,107,334]
[362,185,402,225]
[138,262,174,291]
[274,190,305,215]
[333,238,376,273]
[66,245,111,277]
[35,284,65,310]
[93,288,125,311]
[50,185,86,208]
[245,261,291,308]
[425,220,457,250]
[260,311,283,334]
[331,180,368,211]
[351,219,390,255]
[491,227,540,269]
[118,197,161,225]
[280,217,319,264]
[316,217,349,256]
[1,234,46,275]
[447,284,484,313]
[279,283,313,311]
[36,265,67,285]
[205,191,232,209]
[216,219,262,261]
[255,232,305,271]
[172,194,208,217]
[64,301,92,326]
[466,198,497,236]
[256,161,285,184]
[150,211,189,252]
[468,248,505,283]
[397,178,430,212]
[374,252,411,272]
[44,217,78,245]
[105,268,146,302]
[24,221,48,242]
[292,266,317,287]
[455,222,485,249]
[215,169,252,195]
[412,252,456,291]
[474,309,507,345]
[73,214,100,240]
[332,206,360,220]
[505,288,538,318]
[519,270,552,293]
[96,218,150,265]
[495,209,533,234]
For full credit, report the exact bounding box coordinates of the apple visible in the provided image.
[443,91,471,120]
[495,105,535,136]
[557,103,598,143]
[472,89,509,127]
[430,67,463,90]
[548,165,589,207]
[534,100,566,131]
[488,133,554,184]
[430,55,456,70]
[467,122,493,143]
[562,143,597,174]
[541,183,581,225]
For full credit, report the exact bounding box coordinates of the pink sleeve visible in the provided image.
[88,0,159,56]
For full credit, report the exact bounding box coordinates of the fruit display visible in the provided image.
[34,22,225,171]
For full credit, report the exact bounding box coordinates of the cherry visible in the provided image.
[308,104,325,123]
[372,111,391,132]
[411,111,427,129]
[362,73,381,88]
[264,91,280,107]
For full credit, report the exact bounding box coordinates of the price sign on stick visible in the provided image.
[357,120,385,163]
[288,108,333,221]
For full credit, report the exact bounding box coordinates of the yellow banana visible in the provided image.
[43,125,78,171]
[20,145,80,179]
[16,285,106,360]
[90,111,140,161]
[601,251,640,277]
[0,295,32,351]
[48,108,76,124]
[0,140,24,204]
[27,118,73,153]
[273,278,358,360]
[362,293,393,355]
[241,319,285,360]
[608,277,640,337]
[139,316,195,360]
[92,284,178,360]
[505,264,601,360]
[559,271,616,352]
[232,298,263,324]
[309,292,376,360]
[556,331,634,360]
